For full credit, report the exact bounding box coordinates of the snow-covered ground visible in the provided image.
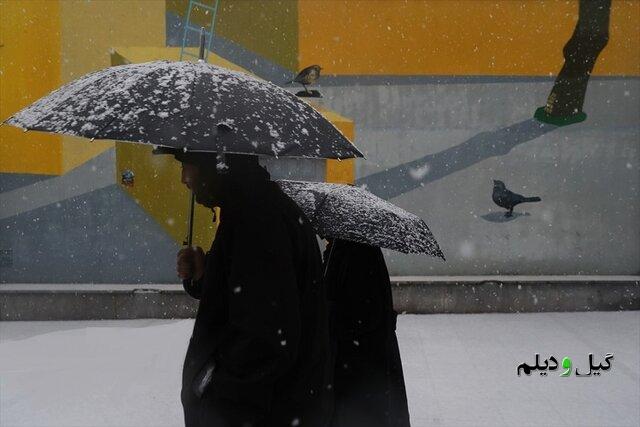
[1,312,638,427]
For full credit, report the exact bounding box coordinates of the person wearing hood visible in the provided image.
[174,151,332,427]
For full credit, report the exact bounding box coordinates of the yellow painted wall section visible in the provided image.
[215,0,299,72]
[0,0,62,175]
[59,0,166,173]
[298,0,640,76]
[321,109,355,184]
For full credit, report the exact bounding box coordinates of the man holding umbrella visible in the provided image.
[173,151,332,427]
[4,35,362,426]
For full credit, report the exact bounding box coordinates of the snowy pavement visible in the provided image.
[1,312,638,427]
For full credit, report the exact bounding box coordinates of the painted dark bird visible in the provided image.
[492,180,541,217]
[287,65,322,93]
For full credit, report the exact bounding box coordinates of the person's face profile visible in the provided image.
[180,161,218,208]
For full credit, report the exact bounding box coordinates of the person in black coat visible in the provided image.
[323,239,411,427]
[176,152,332,427]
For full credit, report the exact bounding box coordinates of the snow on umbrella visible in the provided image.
[4,60,363,160]
[277,180,445,258]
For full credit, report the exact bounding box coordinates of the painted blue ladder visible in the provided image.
[179,0,220,61]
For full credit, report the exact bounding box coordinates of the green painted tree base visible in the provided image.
[534,107,587,126]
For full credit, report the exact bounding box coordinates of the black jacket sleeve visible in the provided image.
[206,213,301,412]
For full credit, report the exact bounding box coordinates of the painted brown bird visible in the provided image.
[492,180,541,217]
[288,64,322,93]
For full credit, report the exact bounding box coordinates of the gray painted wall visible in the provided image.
[316,78,640,275]
[1,79,637,282]
[1,10,637,284]
[2,21,639,284]
[163,10,639,276]
[0,150,180,283]
[0,183,180,283]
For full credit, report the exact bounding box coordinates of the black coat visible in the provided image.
[181,177,332,427]
[324,240,411,427]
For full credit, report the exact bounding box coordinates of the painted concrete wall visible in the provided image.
[0,0,63,175]
[298,0,639,76]
[166,0,298,72]
[0,2,357,283]
[166,0,640,77]
[0,149,181,283]
[318,78,639,275]
[1,0,166,176]
[1,0,638,283]
[167,0,637,275]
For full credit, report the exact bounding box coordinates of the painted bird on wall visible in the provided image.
[492,180,541,217]
[288,64,322,94]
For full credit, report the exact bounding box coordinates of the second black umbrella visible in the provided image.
[277,180,445,258]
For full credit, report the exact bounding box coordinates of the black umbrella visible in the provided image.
[3,32,364,257]
[4,62,362,160]
[277,180,445,259]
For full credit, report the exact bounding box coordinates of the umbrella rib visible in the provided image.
[90,116,118,141]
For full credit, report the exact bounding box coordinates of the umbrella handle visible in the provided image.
[183,192,196,287]
[186,192,195,247]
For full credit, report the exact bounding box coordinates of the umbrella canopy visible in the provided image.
[4,60,362,160]
[277,180,445,258]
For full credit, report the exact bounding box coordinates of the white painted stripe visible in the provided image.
[0,148,115,220]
